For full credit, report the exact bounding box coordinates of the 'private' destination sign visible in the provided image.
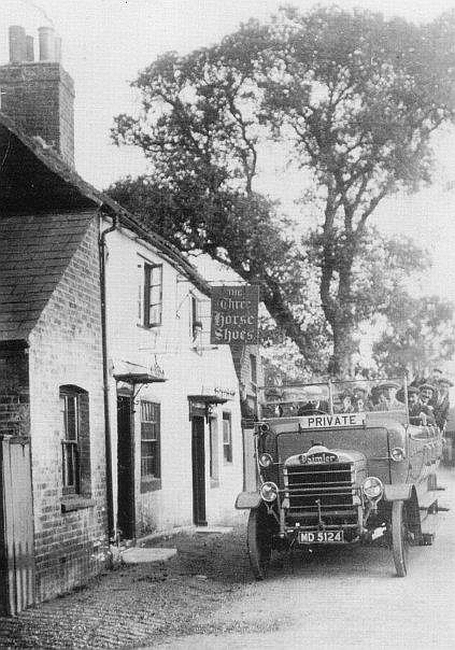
[299,413,366,428]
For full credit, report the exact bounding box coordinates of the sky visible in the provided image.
[1,0,455,311]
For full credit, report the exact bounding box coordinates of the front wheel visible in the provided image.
[247,505,275,580]
[391,500,410,577]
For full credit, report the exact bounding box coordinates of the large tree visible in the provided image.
[110,6,455,375]
[373,295,455,376]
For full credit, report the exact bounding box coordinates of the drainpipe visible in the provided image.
[99,213,117,539]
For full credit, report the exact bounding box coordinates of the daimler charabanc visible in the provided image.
[236,379,444,578]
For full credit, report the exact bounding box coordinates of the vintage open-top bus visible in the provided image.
[236,378,444,578]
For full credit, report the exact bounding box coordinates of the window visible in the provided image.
[61,392,79,491]
[141,401,161,485]
[60,385,91,497]
[209,417,219,485]
[190,293,202,343]
[144,263,163,327]
[250,354,257,386]
[222,412,233,463]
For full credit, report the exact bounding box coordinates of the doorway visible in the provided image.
[117,395,135,539]
[191,416,207,526]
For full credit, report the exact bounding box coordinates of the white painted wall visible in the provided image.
[102,219,243,535]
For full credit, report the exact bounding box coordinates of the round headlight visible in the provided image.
[391,447,406,462]
[259,453,273,468]
[260,481,278,502]
[363,476,384,500]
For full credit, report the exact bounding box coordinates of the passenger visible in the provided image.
[340,392,355,413]
[408,386,433,425]
[353,386,372,411]
[433,377,452,430]
[274,403,284,417]
[297,390,328,415]
[373,382,403,411]
[369,385,382,409]
[417,384,437,425]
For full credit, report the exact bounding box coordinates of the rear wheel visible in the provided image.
[247,504,275,580]
[391,500,410,577]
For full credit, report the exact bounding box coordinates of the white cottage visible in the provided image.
[103,219,244,538]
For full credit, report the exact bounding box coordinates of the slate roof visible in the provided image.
[0,111,210,294]
[0,111,211,344]
[0,211,95,341]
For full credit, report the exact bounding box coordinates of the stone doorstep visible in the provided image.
[194,526,233,534]
[115,525,234,564]
[121,547,177,565]
[136,524,234,546]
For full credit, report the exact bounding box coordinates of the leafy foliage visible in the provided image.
[110,6,455,376]
[373,295,455,376]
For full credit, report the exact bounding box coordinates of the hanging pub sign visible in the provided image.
[210,285,259,345]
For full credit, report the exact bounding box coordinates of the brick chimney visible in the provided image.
[0,25,75,168]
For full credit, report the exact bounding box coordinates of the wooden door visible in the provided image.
[191,416,207,526]
[117,396,135,540]
[0,435,35,615]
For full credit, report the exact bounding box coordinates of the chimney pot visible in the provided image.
[38,26,55,61]
[0,28,75,168]
[26,35,35,62]
[9,26,27,63]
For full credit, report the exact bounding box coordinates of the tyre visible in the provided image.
[247,504,274,580]
[391,500,410,577]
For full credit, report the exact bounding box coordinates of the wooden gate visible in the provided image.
[0,435,35,615]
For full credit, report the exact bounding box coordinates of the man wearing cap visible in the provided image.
[408,386,434,425]
[433,377,452,429]
[418,384,437,425]
[374,381,404,411]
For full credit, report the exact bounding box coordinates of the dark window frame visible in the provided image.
[144,263,163,328]
[60,385,91,499]
[222,411,233,463]
[140,400,161,489]
[250,353,257,386]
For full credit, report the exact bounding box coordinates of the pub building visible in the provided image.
[0,24,246,613]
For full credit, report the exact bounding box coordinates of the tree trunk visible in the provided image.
[322,235,356,378]
[328,321,354,378]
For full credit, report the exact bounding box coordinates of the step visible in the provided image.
[121,547,177,564]
[195,526,233,534]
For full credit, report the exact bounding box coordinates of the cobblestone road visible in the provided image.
[0,526,250,649]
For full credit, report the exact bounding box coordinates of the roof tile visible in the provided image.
[0,211,95,341]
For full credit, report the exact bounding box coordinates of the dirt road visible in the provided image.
[1,470,453,649]
[156,467,455,649]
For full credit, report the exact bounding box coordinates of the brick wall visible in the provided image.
[28,216,107,603]
[0,62,74,168]
[0,346,29,437]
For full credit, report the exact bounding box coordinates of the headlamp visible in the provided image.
[363,476,384,501]
[391,447,406,462]
[260,481,279,502]
[259,453,273,468]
